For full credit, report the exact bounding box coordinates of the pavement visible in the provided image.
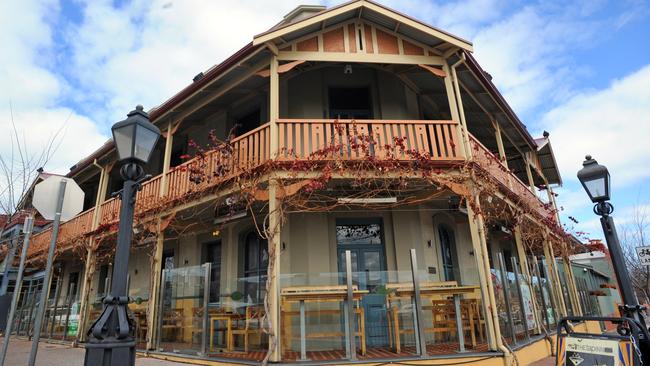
[0,337,188,366]
[0,336,559,366]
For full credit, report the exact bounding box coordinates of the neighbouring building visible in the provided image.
[3,1,600,365]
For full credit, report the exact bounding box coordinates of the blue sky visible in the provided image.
[1,0,649,241]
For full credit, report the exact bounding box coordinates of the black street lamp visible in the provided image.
[84,105,160,366]
[577,155,650,359]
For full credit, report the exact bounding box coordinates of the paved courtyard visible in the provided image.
[0,337,188,366]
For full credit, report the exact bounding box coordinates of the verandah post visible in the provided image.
[267,52,282,362]
[465,193,499,351]
[146,123,174,350]
[513,225,542,335]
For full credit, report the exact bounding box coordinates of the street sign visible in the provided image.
[32,176,84,221]
[636,246,650,266]
[557,336,632,366]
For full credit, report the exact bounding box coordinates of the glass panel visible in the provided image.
[157,264,207,356]
[134,124,158,162]
[280,267,418,362]
[205,271,267,361]
[128,256,152,349]
[113,124,134,160]
[584,177,606,200]
[416,268,489,354]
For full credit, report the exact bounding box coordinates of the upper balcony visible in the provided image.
[25,118,555,264]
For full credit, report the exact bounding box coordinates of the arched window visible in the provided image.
[438,224,457,281]
[243,231,268,304]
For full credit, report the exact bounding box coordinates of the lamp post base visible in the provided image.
[84,296,135,366]
[84,340,136,366]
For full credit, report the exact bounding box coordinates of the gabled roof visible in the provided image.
[254,0,473,52]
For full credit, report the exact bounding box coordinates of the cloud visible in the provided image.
[0,0,107,180]
[544,64,650,186]
[65,0,308,126]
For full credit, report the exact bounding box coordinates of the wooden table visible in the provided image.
[386,284,480,353]
[281,285,368,361]
[208,311,243,352]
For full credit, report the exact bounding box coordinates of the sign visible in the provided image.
[636,246,650,265]
[32,176,84,221]
[521,282,537,330]
[557,337,633,366]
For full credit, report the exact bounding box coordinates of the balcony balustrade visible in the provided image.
[25,120,553,261]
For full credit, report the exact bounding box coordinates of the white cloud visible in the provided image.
[544,64,650,186]
[0,0,107,179]
[66,0,308,125]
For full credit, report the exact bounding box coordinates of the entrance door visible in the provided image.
[204,241,222,303]
[336,219,387,347]
[438,224,459,282]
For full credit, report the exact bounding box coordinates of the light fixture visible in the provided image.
[337,197,397,204]
[214,211,247,225]
[344,64,353,74]
[111,105,161,165]
[577,155,610,203]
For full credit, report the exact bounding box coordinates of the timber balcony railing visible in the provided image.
[25,119,552,260]
[469,135,554,221]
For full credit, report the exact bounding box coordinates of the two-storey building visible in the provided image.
[7,1,598,365]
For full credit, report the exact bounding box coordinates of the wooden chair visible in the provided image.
[161,308,184,342]
[190,307,205,347]
[230,305,266,352]
[131,309,148,342]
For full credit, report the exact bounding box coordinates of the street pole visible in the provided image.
[28,180,66,366]
[599,211,637,307]
[84,167,140,366]
[0,216,34,366]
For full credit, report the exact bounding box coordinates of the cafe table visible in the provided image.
[280,285,368,361]
[386,284,480,353]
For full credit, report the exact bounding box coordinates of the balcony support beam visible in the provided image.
[443,62,468,159]
[449,60,473,160]
[543,236,567,317]
[513,226,542,335]
[562,256,583,316]
[270,55,279,156]
[77,238,97,343]
[525,153,536,191]
[160,121,174,197]
[466,190,500,352]
[146,220,165,350]
[268,180,282,362]
[77,161,111,342]
[494,120,508,168]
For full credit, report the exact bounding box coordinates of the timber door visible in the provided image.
[336,219,388,347]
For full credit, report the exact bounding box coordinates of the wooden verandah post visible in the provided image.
[145,120,174,350]
[267,52,283,363]
[76,160,110,342]
[466,190,500,352]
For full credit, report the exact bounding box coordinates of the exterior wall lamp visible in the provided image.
[84,105,160,366]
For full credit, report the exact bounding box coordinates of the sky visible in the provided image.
[1,0,649,241]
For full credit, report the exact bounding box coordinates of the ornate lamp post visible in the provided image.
[577,155,650,360]
[84,105,160,366]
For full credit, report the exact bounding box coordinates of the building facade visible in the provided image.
[5,1,600,365]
